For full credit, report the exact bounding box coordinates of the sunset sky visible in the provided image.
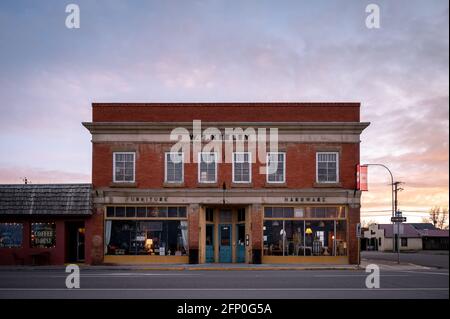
[0,0,448,224]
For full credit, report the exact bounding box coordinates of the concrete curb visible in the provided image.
[0,265,359,271]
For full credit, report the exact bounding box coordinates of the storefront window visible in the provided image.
[263,220,304,256]
[31,222,56,248]
[335,220,347,256]
[304,220,335,256]
[105,206,186,218]
[263,206,348,257]
[106,220,188,256]
[0,223,23,248]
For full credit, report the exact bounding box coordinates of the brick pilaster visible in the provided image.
[348,204,361,265]
[251,204,263,264]
[188,204,200,264]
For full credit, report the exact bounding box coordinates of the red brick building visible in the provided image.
[83,103,369,265]
[0,184,92,265]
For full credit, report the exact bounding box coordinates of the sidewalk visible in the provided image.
[360,258,435,271]
[2,261,439,272]
[0,263,359,271]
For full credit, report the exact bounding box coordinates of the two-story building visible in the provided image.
[82,102,369,265]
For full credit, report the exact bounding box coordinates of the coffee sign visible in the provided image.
[31,223,56,248]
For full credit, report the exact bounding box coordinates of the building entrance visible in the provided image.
[203,206,248,263]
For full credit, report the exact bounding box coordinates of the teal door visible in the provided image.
[236,224,246,263]
[205,224,214,263]
[219,224,232,263]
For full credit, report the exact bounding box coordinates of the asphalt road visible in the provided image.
[362,251,449,269]
[0,268,448,299]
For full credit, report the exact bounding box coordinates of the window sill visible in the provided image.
[231,182,253,188]
[197,183,219,188]
[313,182,342,188]
[110,182,137,188]
[264,183,287,188]
[163,182,185,188]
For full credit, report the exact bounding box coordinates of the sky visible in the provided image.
[0,0,448,225]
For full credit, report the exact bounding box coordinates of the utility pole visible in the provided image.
[393,181,403,263]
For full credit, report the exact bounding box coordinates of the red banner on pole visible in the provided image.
[357,164,368,191]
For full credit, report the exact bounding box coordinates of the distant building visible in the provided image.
[363,223,449,251]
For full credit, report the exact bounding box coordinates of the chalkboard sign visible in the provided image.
[31,222,56,248]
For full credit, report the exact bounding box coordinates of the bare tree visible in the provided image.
[437,208,449,230]
[426,207,449,229]
[421,217,430,224]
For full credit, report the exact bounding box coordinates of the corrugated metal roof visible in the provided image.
[0,184,92,216]
[378,223,449,238]
[409,223,436,230]
[378,224,422,238]
[418,229,449,238]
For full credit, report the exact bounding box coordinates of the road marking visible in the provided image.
[314,274,409,277]
[397,270,449,276]
[0,287,447,291]
[0,273,199,278]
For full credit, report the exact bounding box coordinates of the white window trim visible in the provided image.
[266,152,286,184]
[112,152,136,183]
[316,151,339,183]
[165,152,184,183]
[232,152,252,183]
[198,152,218,184]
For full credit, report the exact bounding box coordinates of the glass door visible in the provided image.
[76,227,85,262]
[219,224,232,263]
[205,224,214,263]
[236,224,245,263]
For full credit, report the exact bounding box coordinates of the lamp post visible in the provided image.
[362,164,396,256]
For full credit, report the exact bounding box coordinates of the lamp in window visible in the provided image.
[305,227,313,235]
[145,238,153,254]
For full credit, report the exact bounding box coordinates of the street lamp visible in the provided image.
[362,164,398,259]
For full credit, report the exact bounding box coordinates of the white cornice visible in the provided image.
[82,122,370,135]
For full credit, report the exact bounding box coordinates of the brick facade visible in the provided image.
[92,103,360,123]
[92,143,359,190]
[84,102,368,265]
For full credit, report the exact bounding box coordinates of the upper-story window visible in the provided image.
[165,152,184,183]
[266,152,286,183]
[316,152,339,183]
[198,152,218,183]
[232,152,251,183]
[113,152,135,183]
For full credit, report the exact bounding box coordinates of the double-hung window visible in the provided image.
[232,152,251,183]
[113,152,135,183]
[316,152,339,183]
[165,152,184,183]
[266,152,285,183]
[198,152,217,183]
